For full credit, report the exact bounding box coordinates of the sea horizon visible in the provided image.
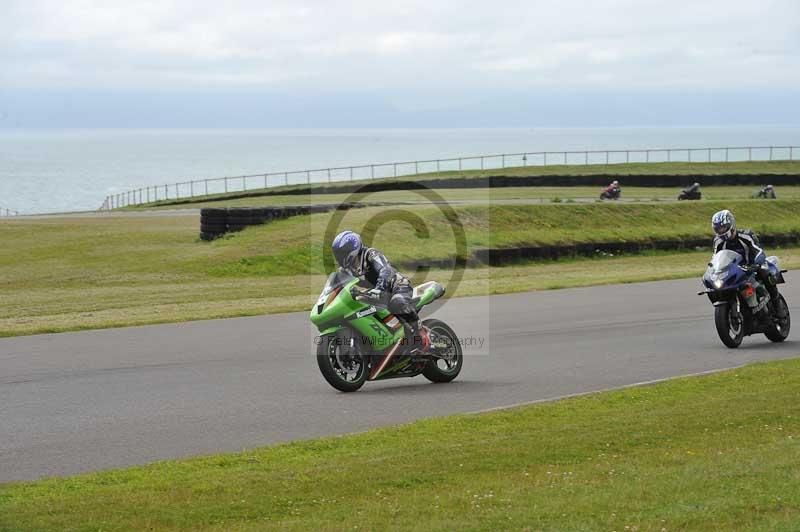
[2,125,799,214]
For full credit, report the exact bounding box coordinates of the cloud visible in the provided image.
[1,0,799,92]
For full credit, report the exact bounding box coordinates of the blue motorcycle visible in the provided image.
[699,250,790,348]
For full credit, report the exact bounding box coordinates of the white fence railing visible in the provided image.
[100,145,799,210]
[0,207,19,216]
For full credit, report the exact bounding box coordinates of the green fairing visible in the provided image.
[310,277,404,352]
[309,278,361,330]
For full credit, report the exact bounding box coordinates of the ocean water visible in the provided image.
[1,126,799,214]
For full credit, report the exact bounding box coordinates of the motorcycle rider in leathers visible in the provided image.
[711,209,786,318]
[331,230,430,353]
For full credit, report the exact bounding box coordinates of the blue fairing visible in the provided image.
[703,250,753,292]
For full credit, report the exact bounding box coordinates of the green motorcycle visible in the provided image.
[310,270,463,392]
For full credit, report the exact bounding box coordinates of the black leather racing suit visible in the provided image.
[712,230,779,301]
[712,229,765,266]
[348,247,418,330]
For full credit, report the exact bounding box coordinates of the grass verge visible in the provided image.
[3,358,800,530]
[5,247,800,338]
[3,200,800,337]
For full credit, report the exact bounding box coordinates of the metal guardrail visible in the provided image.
[100,145,799,210]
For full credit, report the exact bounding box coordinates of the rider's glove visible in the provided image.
[367,288,383,300]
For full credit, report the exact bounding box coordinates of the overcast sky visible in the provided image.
[2,0,799,127]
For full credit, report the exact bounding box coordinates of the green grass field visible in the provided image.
[130,160,800,209]
[3,358,799,531]
[3,200,800,337]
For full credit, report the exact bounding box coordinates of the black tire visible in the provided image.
[765,294,791,342]
[422,319,463,383]
[715,301,744,348]
[201,207,228,217]
[317,332,367,392]
[226,210,261,223]
[201,208,228,223]
[227,217,266,226]
[200,221,227,231]
[200,217,227,225]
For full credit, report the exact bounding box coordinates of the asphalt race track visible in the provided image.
[2,278,798,482]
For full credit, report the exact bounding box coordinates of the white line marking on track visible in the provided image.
[467,364,749,415]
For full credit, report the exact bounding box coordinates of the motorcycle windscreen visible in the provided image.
[709,250,743,275]
[318,270,356,300]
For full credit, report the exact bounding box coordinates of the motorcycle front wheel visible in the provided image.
[715,300,744,348]
[422,319,463,383]
[317,332,368,392]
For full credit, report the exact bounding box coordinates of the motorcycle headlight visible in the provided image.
[713,279,724,289]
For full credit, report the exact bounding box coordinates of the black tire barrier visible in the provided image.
[468,232,800,266]
[199,208,229,240]
[200,224,227,234]
[405,232,800,269]
[199,204,372,239]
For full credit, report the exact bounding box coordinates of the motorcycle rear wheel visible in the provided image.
[422,319,463,383]
[715,300,744,348]
[317,332,367,392]
[765,294,791,342]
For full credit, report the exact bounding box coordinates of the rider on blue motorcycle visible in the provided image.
[711,209,785,317]
[332,230,430,353]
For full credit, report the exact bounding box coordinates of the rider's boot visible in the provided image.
[770,286,788,319]
[761,270,787,319]
[403,320,430,356]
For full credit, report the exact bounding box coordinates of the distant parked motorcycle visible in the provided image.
[678,183,702,200]
[310,270,463,392]
[600,181,621,200]
[698,250,790,348]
